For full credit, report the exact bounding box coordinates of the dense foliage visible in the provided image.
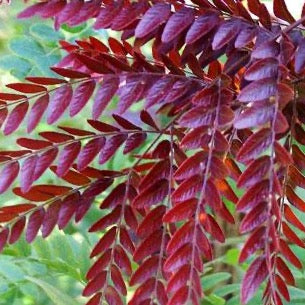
[1,0,305,304]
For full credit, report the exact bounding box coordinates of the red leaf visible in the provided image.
[17,138,52,150]
[237,128,271,163]
[239,226,265,263]
[51,166,91,186]
[114,245,132,275]
[244,58,278,81]
[39,131,74,143]
[286,186,305,212]
[273,0,295,23]
[83,271,107,297]
[99,134,127,164]
[47,85,73,124]
[252,40,279,59]
[161,7,194,43]
[163,198,197,223]
[105,286,123,305]
[180,105,234,128]
[241,256,268,304]
[41,200,61,238]
[6,83,46,94]
[85,293,102,305]
[140,110,159,130]
[284,204,305,232]
[88,120,119,133]
[275,274,290,302]
[77,137,105,171]
[130,256,159,286]
[186,11,219,44]
[172,153,205,181]
[124,133,147,154]
[237,156,270,188]
[117,76,145,114]
[238,78,277,102]
[0,161,19,194]
[92,77,119,119]
[111,2,146,31]
[34,148,58,180]
[135,3,171,38]
[70,80,95,116]
[26,207,45,243]
[276,257,295,285]
[90,226,117,258]
[0,203,36,214]
[4,101,29,135]
[235,28,257,48]
[20,155,38,193]
[237,180,269,212]
[133,229,163,262]
[27,94,49,133]
[212,20,241,50]
[133,179,168,208]
[239,202,268,233]
[86,249,111,280]
[113,114,141,131]
[57,141,81,177]
[172,175,202,203]
[282,222,305,248]
[89,206,121,232]
[0,228,9,252]
[51,67,90,79]
[168,286,188,305]
[26,76,66,85]
[145,77,175,108]
[9,216,26,244]
[279,239,302,269]
[18,2,45,19]
[137,205,166,238]
[111,265,127,295]
[57,193,79,229]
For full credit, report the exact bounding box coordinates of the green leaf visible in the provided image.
[61,23,87,33]
[10,37,45,59]
[201,272,232,291]
[25,276,81,305]
[214,284,240,297]
[289,286,305,301]
[202,294,225,305]
[225,249,240,266]
[30,23,64,42]
[0,258,25,282]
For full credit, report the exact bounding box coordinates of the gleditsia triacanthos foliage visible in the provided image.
[1,0,305,305]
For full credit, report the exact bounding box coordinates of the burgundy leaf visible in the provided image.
[4,101,29,135]
[56,141,81,177]
[186,12,219,44]
[20,155,38,193]
[27,94,49,133]
[162,7,194,43]
[26,207,45,243]
[77,137,105,171]
[0,161,20,194]
[92,77,119,119]
[47,85,73,124]
[212,20,241,50]
[135,3,171,38]
[241,256,268,304]
[70,80,96,116]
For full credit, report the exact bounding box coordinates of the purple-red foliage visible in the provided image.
[0,1,305,305]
